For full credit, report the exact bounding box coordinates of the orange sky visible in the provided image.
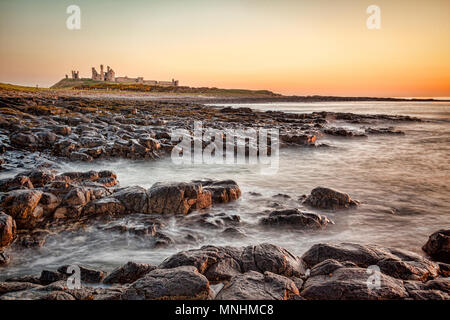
[0,0,449,97]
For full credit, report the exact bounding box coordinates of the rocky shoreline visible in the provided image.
[0,237,448,300]
[0,89,448,300]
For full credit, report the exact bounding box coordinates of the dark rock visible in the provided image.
[215,271,300,300]
[0,251,10,265]
[121,266,212,300]
[1,189,43,229]
[260,209,332,229]
[0,282,42,295]
[0,212,16,247]
[303,187,359,209]
[147,182,212,215]
[301,267,409,300]
[39,270,66,285]
[103,262,156,285]
[302,243,439,281]
[160,243,306,282]
[422,229,450,263]
[197,179,242,204]
[58,265,106,283]
[0,175,33,192]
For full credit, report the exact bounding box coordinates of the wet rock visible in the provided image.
[216,271,300,300]
[302,243,439,281]
[301,267,408,300]
[0,175,33,192]
[112,186,149,213]
[1,189,43,228]
[422,229,450,263]
[40,270,66,285]
[365,127,404,135]
[58,265,106,283]
[121,266,212,300]
[83,197,126,217]
[303,187,359,210]
[0,212,16,247]
[160,243,306,282]
[69,151,94,162]
[0,282,42,296]
[21,169,55,188]
[10,132,38,149]
[280,133,317,145]
[324,127,366,137]
[17,230,50,248]
[147,182,212,215]
[4,275,41,284]
[309,259,358,277]
[0,251,10,265]
[103,262,157,285]
[260,209,332,230]
[199,180,242,204]
[221,227,246,238]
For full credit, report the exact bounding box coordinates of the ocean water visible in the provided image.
[1,101,449,279]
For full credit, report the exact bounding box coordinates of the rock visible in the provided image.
[69,152,94,162]
[1,189,43,228]
[365,127,404,135]
[121,266,212,300]
[309,259,358,277]
[82,197,126,217]
[4,275,41,284]
[280,134,317,145]
[302,243,439,281]
[422,229,450,263]
[301,267,409,300]
[21,169,55,187]
[160,243,306,282]
[0,251,10,265]
[112,186,149,213]
[197,180,242,203]
[147,182,212,215]
[0,175,33,192]
[39,270,66,285]
[103,261,156,285]
[260,209,332,229]
[215,271,300,300]
[0,212,16,247]
[0,282,42,295]
[303,187,359,209]
[10,132,38,149]
[58,265,106,283]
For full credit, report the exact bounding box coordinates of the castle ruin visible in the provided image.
[90,64,178,86]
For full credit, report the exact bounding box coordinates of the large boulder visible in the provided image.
[303,187,358,209]
[1,189,43,229]
[121,266,212,300]
[147,182,212,215]
[159,243,306,282]
[301,267,409,300]
[103,262,156,285]
[260,209,332,230]
[215,271,300,300]
[196,180,242,203]
[0,212,16,247]
[112,186,149,213]
[302,243,439,281]
[422,229,450,263]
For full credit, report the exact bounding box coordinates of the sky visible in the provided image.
[0,0,449,97]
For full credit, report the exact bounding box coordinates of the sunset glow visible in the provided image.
[1,0,449,96]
